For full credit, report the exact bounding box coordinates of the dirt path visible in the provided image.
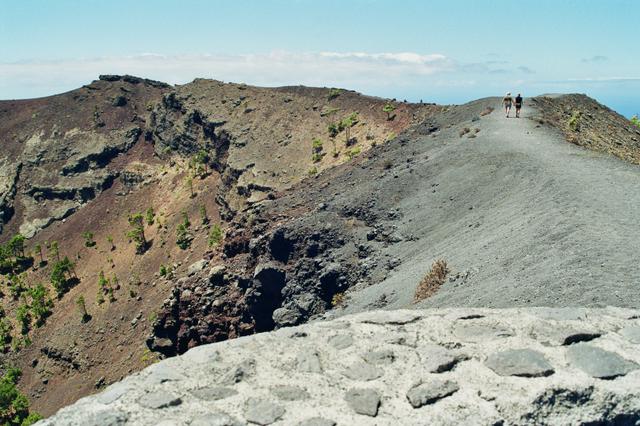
[341,98,640,312]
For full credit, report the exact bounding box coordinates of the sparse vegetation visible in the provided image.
[106,235,115,251]
[76,296,90,323]
[345,147,361,160]
[33,244,44,266]
[26,284,53,328]
[199,205,209,225]
[331,292,345,307]
[568,111,582,131]
[320,107,340,117]
[145,207,155,226]
[50,257,77,298]
[341,112,359,145]
[0,235,31,275]
[82,231,96,248]
[48,241,60,262]
[308,166,318,176]
[414,259,449,302]
[0,366,42,425]
[0,318,12,353]
[327,88,342,100]
[631,115,639,128]
[480,106,494,116]
[383,103,396,120]
[176,224,193,250]
[181,211,191,228]
[185,176,195,198]
[126,213,147,254]
[208,224,223,248]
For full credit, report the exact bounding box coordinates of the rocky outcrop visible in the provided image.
[149,219,360,356]
[0,161,21,233]
[40,307,640,425]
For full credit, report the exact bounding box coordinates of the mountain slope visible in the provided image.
[0,76,435,416]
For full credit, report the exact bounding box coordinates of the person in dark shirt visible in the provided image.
[515,94,523,118]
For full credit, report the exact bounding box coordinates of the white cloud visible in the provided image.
[0,51,456,99]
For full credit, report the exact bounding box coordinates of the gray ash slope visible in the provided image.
[150,95,640,355]
[251,96,640,319]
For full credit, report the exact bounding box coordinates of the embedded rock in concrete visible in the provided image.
[344,388,380,417]
[38,308,640,425]
[244,398,285,425]
[566,344,639,380]
[619,325,640,344]
[485,349,555,378]
[406,379,459,408]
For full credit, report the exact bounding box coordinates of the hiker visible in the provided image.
[515,93,523,118]
[503,92,513,118]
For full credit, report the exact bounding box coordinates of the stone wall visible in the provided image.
[39,307,640,425]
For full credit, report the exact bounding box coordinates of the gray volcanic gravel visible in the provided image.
[264,97,640,315]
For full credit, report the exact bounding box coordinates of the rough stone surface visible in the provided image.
[244,398,285,425]
[38,308,640,425]
[567,344,639,379]
[344,388,381,417]
[406,379,459,408]
[485,349,555,378]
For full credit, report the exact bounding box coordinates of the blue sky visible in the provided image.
[1,0,638,116]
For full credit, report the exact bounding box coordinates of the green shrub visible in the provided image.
[631,115,639,128]
[383,103,396,120]
[568,111,581,131]
[199,205,209,225]
[106,235,115,251]
[15,306,30,336]
[185,177,195,198]
[181,211,191,228]
[208,224,223,248]
[159,264,167,277]
[76,296,90,323]
[50,257,77,298]
[176,224,193,250]
[8,275,27,300]
[0,367,42,425]
[126,213,147,254]
[145,207,155,226]
[327,123,339,138]
[308,167,318,176]
[27,284,53,328]
[0,319,12,353]
[81,231,96,248]
[327,88,342,100]
[312,153,323,163]
[345,147,361,160]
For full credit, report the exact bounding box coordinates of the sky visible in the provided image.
[1,0,638,117]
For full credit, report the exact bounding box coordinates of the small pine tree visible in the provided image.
[208,224,224,247]
[34,243,44,264]
[76,295,90,323]
[107,235,115,251]
[176,224,193,250]
[185,177,194,198]
[127,213,147,254]
[199,205,209,225]
[48,241,60,262]
[145,207,155,226]
[81,231,96,248]
[382,103,396,120]
[181,211,191,228]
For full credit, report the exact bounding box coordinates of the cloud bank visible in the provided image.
[0,51,460,99]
